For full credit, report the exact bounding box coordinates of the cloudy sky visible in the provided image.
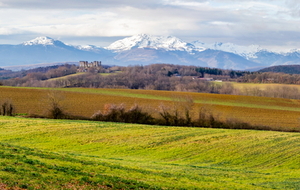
[0,0,299,51]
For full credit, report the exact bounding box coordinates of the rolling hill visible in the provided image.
[258,65,300,74]
[0,116,299,189]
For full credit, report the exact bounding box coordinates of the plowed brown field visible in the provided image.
[1,86,300,131]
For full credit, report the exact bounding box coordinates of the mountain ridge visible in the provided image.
[1,34,300,71]
[105,34,201,53]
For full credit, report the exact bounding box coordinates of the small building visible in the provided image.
[78,61,102,72]
[79,61,101,68]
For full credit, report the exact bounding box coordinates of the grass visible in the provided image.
[45,73,85,81]
[45,72,119,81]
[0,116,299,189]
[232,82,300,90]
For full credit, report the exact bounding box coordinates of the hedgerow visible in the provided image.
[90,103,283,132]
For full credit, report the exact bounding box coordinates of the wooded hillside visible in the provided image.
[258,65,300,74]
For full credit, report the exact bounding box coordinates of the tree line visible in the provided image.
[2,64,300,99]
[238,72,300,84]
[1,64,241,92]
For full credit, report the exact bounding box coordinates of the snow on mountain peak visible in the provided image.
[192,40,262,59]
[105,34,262,58]
[22,36,57,46]
[213,42,262,59]
[287,48,300,54]
[105,34,203,53]
[75,45,98,51]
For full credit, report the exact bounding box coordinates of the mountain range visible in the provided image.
[1,34,300,71]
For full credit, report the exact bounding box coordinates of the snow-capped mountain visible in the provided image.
[22,36,64,46]
[75,45,99,51]
[103,34,264,69]
[288,49,300,54]
[192,41,262,59]
[0,37,114,67]
[105,34,204,53]
[1,34,300,71]
[105,34,261,59]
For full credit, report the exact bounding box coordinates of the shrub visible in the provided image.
[158,96,194,126]
[92,104,153,124]
[49,105,65,119]
[0,99,14,116]
[158,105,186,126]
[123,105,154,124]
[92,104,125,122]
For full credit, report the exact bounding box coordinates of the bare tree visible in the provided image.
[44,90,66,119]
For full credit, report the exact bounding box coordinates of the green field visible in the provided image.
[0,116,299,189]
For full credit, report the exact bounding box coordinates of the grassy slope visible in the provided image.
[45,73,85,81]
[1,86,300,130]
[232,82,300,91]
[0,116,299,189]
[45,72,117,81]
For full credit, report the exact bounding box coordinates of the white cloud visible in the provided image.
[0,2,7,7]
[0,0,164,9]
[285,0,300,17]
[163,0,210,8]
[0,27,23,35]
[0,0,300,50]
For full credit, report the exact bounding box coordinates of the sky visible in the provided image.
[0,0,300,52]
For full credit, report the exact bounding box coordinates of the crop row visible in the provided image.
[0,117,299,189]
